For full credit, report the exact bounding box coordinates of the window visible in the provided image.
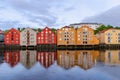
[118,33,120,36]
[108,33,111,36]
[108,37,110,39]
[108,40,111,43]
[49,31,51,33]
[83,32,87,34]
[83,41,87,44]
[118,40,120,43]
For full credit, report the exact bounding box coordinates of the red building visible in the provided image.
[4,28,20,45]
[37,27,57,45]
[36,52,57,68]
[4,51,20,67]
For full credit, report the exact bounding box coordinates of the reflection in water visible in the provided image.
[98,50,120,65]
[3,50,120,69]
[20,50,36,69]
[4,51,20,67]
[1,50,120,80]
[57,50,99,70]
[37,52,57,68]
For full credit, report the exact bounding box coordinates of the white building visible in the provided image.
[70,23,103,30]
[20,27,37,46]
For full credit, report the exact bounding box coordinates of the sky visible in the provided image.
[0,0,120,30]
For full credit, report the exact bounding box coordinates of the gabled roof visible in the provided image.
[4,28,20,34]
[97,28,117,34]
[62,26,71,28]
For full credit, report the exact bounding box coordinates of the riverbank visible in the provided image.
[0,44,120,50]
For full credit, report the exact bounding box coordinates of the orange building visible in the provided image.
[96,28,120,44]
[57,26,76,46]
[76,25,99,45]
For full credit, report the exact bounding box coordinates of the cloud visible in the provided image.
[1,0,120,30]
[82,5,120,26]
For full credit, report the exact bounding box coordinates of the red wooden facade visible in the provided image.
[37,27,57,45]
[4,51,20,67]
[36,52,57,68]
[4,28,20,45]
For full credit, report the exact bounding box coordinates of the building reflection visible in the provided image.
[4,51,20,67]
[57,50,99,70]
[0,51,4,64]
[98,50,120,65]
[36,51,57,68]
[20,50,37,69]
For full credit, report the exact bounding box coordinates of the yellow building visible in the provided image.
[57,50,99,70]
[57,26,76,45]
[97,28,120,44]
[100,50,120,65]
[76,25,99,45]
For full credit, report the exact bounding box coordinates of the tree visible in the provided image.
[37,28,41,32]
[51,28,56,34]
[94,25,113,34]
[17,27,21,31]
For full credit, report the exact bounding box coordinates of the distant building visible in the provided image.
[70,23,103,30]
[37,27,57,45]
[20,27,37,46]
[4,28,20,45]
[0,30,4,44]
[96,28,120,44]
[76,25,99,45]
[57,26,76,46]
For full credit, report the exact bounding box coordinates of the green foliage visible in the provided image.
[37,28,41,32]
[51,28,57,34]
[94,25,113,34]
[4,30,9,33]
[21,28,25,31]
[17,27,21,31]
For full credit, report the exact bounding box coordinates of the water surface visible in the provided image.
[0,50,120,80]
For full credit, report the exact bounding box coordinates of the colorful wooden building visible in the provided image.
[57,26,76,46]
[37,27,57,45]
[76,25,99,45]
[20,27,37,46]
[96,28,120,44]
[4,28,20,45]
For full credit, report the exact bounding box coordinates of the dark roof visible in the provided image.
[70,23,103,25]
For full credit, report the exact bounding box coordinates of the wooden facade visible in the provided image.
[4,28,20,45]
[37,27,57,45]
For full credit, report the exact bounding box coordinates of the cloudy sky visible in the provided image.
[0,0,120,30]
